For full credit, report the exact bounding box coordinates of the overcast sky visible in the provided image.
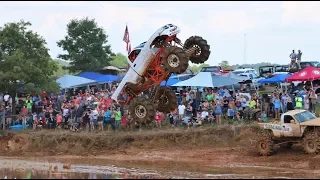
[1,1,319,66]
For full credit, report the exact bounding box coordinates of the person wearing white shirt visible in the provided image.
[201,110,208,119]
[3,94,9,106]
[178,102,186,122]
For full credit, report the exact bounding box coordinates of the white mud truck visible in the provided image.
[256,110,320,156]
[111,24,210,125]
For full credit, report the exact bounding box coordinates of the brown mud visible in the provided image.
[1,124,320,178]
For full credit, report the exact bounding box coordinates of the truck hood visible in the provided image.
[300,118,320,126]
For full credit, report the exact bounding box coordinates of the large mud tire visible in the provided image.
[256,131,274,156]
[129,97,155,125]
[161,46,189,74]
[184,36,210,64]
[156,87,177,113]
[303,131,320,154]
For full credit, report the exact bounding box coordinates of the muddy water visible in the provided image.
[0,158,317,179]
[0,159,168,179]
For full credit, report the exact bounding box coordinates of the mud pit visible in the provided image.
[1,125,320,178]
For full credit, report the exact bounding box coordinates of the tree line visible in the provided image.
[0,17,130,97]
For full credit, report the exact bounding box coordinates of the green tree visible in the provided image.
[0,20,60,116]
[57,17,114,73]
[110,53,128,68]
[54,63,70,78]
[189,63,210,73]
[219,60,232,70]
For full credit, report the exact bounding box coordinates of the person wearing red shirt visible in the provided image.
[104,96,112,109]
[155,111,162,128]
[41,90,47,99]
[20,106,28,116]
[42,98,48,109]
[73,96,79,105]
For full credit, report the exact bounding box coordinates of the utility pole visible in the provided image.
[243,33,247,65]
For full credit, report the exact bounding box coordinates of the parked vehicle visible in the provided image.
[300,61,320,69]
[274,65,289,74]
[259,66,274,78]
[233,68,258,75]
[200,66,233,74]
[238,72,264,88]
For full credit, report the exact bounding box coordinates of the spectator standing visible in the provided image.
[309,90,317,113]
[295,93,303,109]
[25,97,33,114]
[214,101,222,125]
[304,96,310,111]
[222,96,229,119]
[227,106,235,120]
[114,107,122,130]
[178,102,186,123]
[185,103,193,117]
[297,50,302,70]
[91,107,99,130]
[287,96,294,111]
[104,107,112,130]
[273,96,281,120]
[47,113,55,129]
[3,94,9,107]
[97,110,104,131]
[289,50,297,69]
[56,113,63,128]
[155,111,162,128]
[281,93,288,113]
[168,111,175,128]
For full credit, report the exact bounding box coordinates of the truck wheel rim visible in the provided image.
[135,105,147,118]
[160,95,169,107]
[260,142,267,150]
[167,54,180,68]
[192,45,201,56]
[308,141,315,149]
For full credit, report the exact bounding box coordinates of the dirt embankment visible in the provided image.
[0,124,261,157]
[3,125,320,178]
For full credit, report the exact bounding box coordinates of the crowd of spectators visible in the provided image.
[0,82,318,131]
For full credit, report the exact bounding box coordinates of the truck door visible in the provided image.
[282,115,300,137]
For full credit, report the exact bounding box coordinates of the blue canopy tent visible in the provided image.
[78,72,102,80]
[160,77,181,86]
[171,72,241,87]
[56,75,97,89]
[258,74,291,83]
[95,74,121,83]
[78,72,121,83]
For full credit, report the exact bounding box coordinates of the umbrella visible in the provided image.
[286,66,320,82]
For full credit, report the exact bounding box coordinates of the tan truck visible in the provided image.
[256,109,320,156]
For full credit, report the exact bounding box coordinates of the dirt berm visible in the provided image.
[0,124,261,157]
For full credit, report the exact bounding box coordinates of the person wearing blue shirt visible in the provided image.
[219,88,225,97]
[104,107,113,130]
[273,96,281,120]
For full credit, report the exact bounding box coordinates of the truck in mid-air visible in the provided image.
[111,24,210,125]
